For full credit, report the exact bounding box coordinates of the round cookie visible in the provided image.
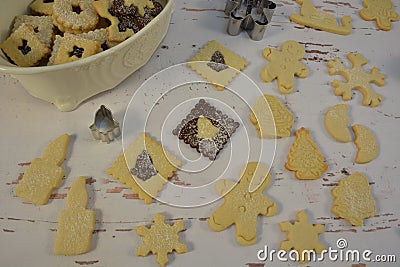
[52,0,99,34]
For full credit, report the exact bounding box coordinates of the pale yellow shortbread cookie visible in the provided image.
[327,53,385,107]
[359,0,399,31]
[260,40,309,94]
[108,133,181,204]
[290,0,352,35]
[136,213,187,267]
[352,124,378,164]
[196,116,219,139]
[188,40,248,90]
[54,176,96,255]
[331,172,376,226]
[324,104,352,143]
[285,127,327,180]
[15,134,70,205]
[279,210,325,264]
[250,94,294,139]
[208,162,277,246]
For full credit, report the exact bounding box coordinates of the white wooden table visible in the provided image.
[1,0,399,266]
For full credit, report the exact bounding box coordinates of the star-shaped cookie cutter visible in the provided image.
[225,0,276,41]
[89,105,121,143]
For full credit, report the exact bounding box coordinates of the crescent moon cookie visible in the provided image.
[352,124,378,164]
[324,104,352,143]
[250,94,294,139]
[285,127,328,180]
[331,172,377,226]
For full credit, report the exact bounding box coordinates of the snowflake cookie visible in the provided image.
[208,162,278,246]
[331,172,377,226]
[285,127,327,180]
[136,213,188,267]
[260,40,309,94]
[359,0,399,31]
[279,210,325,263]
[327,53,385,107]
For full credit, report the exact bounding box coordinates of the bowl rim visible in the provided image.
[0,0,173,75]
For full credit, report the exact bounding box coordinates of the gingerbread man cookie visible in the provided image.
[327,53,385,107]
[360,0,399,31]
[208,162,278,246]
[260,40,309,94]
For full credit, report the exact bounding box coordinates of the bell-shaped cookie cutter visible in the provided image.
[225,0,276,41]
[89,105,121,143]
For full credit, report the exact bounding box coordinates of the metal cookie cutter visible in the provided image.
[89,105,121,143]
[225,0,276,41]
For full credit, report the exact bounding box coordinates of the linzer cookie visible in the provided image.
[48,33,101,65]
[250,94,294,139]
[29,0,54,16]
[285,127,327,180]
[13,15,55,48]
[108,133,181,204]
[187,40,248,90]
[93,0,163,42]
[0,23,51,67]
[77,28,119,51]
[52,0,99,34]
[208,162,278,246]
[172,99,240,160]
[331,172,377,226]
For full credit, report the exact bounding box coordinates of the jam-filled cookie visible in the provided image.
[48,33,100,65]
[0,23,51,67]
[29,0,54,16]
[52,0,99,34]
[13,15,55,48]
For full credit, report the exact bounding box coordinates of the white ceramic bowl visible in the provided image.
[0,0,174,111]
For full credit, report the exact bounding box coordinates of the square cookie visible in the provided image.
[187,40,248,90]
[172,99,240,160]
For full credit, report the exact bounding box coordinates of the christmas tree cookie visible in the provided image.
[331,172,376,226]
[285,128,327,179]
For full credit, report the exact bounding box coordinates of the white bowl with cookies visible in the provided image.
[0,0,174,111]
